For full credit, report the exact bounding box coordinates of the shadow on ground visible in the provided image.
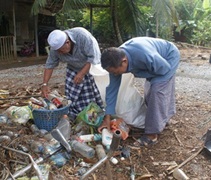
[0,56,47,70]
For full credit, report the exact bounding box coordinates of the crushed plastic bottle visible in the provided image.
[50,152,70,167]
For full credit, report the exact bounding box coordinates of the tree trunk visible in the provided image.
[110,0,123,45]
[156,16,159,38]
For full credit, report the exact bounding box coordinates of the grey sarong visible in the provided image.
[144,75,176,134]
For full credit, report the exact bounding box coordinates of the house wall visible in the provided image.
[15,2,35,45]
[0,0,34,45]
[0,0,58,59]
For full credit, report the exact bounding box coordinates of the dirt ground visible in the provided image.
[0,43,211,180]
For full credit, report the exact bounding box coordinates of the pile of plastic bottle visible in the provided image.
[29,90,69,110]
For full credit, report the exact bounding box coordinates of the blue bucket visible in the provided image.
[32,105,70,132]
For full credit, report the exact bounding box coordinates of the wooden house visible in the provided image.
[0,0,64,62]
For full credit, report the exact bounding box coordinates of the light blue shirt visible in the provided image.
[105,37,180,115]
[45,27,101,71]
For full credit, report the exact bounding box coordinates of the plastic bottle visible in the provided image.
[0,135,11,142]
[29,102,44,110]
[49,90,68,106]
[30,140,45,153]
[29,97,44,107]
[50,152,70,168]
[102,128,113,150]
[70,140,95,159]
[39,98,57,110]
[43,140,61,155]
[30,124,40,135]
[0,114,8,123]
[48,94,63,108]
[38,97,49,109]
[79,134,102,142]
[96,144,118,165]
[173,168,189,180]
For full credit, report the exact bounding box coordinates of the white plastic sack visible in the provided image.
[90,64,146,128]
[90,64,109,104]
[115,73,146,128]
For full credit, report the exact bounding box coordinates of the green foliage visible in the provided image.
[56,10,84,30]
[174,0,211,45]
[80,8,115,44]
[191,16,211,47]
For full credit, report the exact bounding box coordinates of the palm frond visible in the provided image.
[118,0,146,37]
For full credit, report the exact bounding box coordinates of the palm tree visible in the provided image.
[152,0,179,38]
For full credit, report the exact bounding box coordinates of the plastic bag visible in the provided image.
[76,102,105,127]
[115,73,146,129]
[90,64,109,104]
[4,105,33,124]
[90,64,146,129]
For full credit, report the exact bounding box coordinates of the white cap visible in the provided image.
[110,157,118,165]
[47,30,67,50]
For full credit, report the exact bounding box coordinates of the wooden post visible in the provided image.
[12,0,17,59]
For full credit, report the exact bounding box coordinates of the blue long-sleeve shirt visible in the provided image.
[105,37,180,115]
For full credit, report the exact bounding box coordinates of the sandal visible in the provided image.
[133,135,158,147]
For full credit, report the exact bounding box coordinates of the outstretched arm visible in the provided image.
[41,68,54,98]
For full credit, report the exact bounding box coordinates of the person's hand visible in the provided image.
[98,115,111,133]
[41,85,50,98]
[74,73,84,84]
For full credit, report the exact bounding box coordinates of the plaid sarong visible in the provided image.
[65,68,104,119]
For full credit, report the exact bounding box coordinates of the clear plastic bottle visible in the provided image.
[173,168,189,180]
[30,124,40,135]
[30,140,44,153]
[70,140,95,159]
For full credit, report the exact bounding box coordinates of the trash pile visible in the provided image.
[0,88,133,180]
[1,86,202,179]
